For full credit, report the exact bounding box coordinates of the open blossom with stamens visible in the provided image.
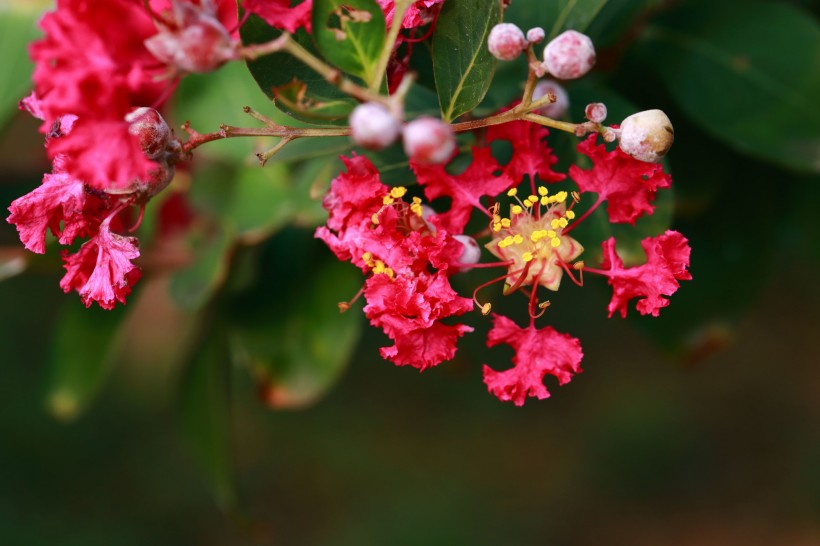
[486,187,584,293]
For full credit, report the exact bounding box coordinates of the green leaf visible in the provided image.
[220,163,294,242]
[642,2,820,174]
[311,0,386,85]
[240,15,355,124]
[433,0,502,122]
[0,10,38,131]
[45,303,127,420]
[179,328,236,509]
[228,235,362,409]
[169,223,234,311]
[505,0,610,39]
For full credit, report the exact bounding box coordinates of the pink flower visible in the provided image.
[316,154,475,369]
[569,133,671,225]
[483,314,583,406]
[6,156,105,254]
[598,230,692,318]
[60,213,142,311]
[364,272,474,369]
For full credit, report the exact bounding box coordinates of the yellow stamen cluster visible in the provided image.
[371,186,423,226]
[484,184,585,293]
[362,251,394,279]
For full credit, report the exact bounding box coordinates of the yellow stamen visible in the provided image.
[507,188,518,197]
[550,237,561,248]
[538,186,548,196]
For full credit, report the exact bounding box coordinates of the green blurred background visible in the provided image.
[1,0,819,544]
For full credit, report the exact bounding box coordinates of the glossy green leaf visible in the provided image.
[505,0,610,39]
[45,303,127,420]
[312,0,386,85]
[642,2,820,174]
[0,10,38,131]
[433,0,502,122]
[222,163,293,241]
[179,328,235,509]
[240,15,355,124]
[169,223,234,311]
[228,236,362,409]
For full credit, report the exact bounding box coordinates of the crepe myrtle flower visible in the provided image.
[318,122,690,405]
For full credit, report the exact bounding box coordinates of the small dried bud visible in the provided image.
[125,107,172,160]
[532,79,569,119]
[526,27,545,44]
[349,102,401,150]
[403,117,456,165]
[488,23,527,61]
[618,109,675,163]
[542,30,596,80]
[454,234,481,266]
[584,102,607,123]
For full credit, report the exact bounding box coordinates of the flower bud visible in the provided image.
[349,102,401,150]
[403,117,456,165]
[454,234,481,266]
[584,102,607,123]
[125,107,172,160]
[618,109,674,163]
[542,30,596,80]
[532,79,569,119]
[526,27,545,44]
[488,23,527,61]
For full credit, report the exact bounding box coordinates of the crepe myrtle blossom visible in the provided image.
[317,123,690,405]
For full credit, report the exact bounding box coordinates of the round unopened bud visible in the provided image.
[584,102,607,123]
[526,27,545,44]
[488,23,527,61]
[403,117,456,165]
[618,109,674,163]
[542,30,596,80]
[349,102,401,150]
[532,79,569,119]
[125,107,172,160]
[454,234,481,267]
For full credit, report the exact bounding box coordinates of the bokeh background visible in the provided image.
[1,0,819,544]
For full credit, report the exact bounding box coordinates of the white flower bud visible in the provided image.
[488,23,528,61]
[618,109,674,163]
[403,117,456,165]
[532,79,569,119]
[542,30,596,80]
[349,102,401,150]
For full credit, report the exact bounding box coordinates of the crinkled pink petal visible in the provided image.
[60,215,142,310]
[364,271,473,370]
[377,0,444,29]
[483,314,583,406]
[600,230,692,318]
[487,119,565,186]
[243,0,313,33]
[569,133,671,225]
[30,0,166,126]
[6,169,102,254]
[412,146,515,233]
[47,117,161,191]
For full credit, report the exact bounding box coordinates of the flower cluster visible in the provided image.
[7,0,236,308]
[7,2,692,405]
[318,117,690,403]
